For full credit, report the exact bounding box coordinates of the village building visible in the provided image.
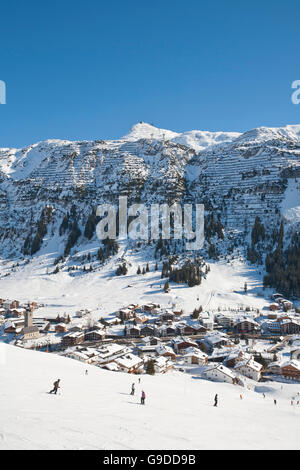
[233,318,260,334]
[62,331,84,347]
[198,331,232,354]
[202,363,237,384]
[22,309,40,341]
[234,358,262,381]
[84,330,106,342]
[159,324,176,337]
[291,348,300,360]
[4,318,24,334]
[125,325,141,338]
[154,356,173,373]
[115,353,144,373]
[171,336,199,354]
[155,344,176,361]
[96,344,129,365]
[280,319,300,335]
[55,323,67,333]
[280,360,300,380]
[140,325,159,337]
[183,347,208,365]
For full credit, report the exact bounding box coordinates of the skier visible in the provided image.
[138,378,141,384]
[85,369,88,375]
[131,383,135,395]
[141,390,146,405]
[263,393,265,398]
[240,394,243,400]
[49,379,60,395]
[274,399,277,405]
[214,394,218,407]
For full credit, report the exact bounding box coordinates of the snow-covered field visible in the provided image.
[0,241,270,320]
[1,343,300,450]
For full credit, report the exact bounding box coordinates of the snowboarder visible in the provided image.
[141,390,146,405]
[49,379,60,395]
[214,394,218,407]
[131,383,135,395]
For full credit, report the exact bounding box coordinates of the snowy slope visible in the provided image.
[1,343,300,450]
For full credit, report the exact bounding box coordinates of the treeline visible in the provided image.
[161,260,206,288]
[263,225,300,297]
[23,206,54,255]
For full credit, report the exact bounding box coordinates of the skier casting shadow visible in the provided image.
[49,379,60,395]
[214,394,218,407]
[141,390,146,405]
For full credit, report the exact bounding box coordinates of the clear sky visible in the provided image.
[0,0,300,148]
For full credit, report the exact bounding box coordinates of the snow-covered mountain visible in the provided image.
[0,122,299,261]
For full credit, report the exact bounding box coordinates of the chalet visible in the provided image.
[55,323,67,333]
[291,348,300,361]
[198,332,232,354]
[202,364,237,384]
[234,358,262,381]
[143,303,159,313]
[281,360,300,380]
[159,324,176,337]
[183,347,208,365]
[215,313,235,329]
[142,336,160,346]
[115,353,144,373]
[225,348,245,368]
[233,318,260,334]
[95,344,129,365]
[140,325,158,337]
[125,326,141,338]
[136,337,161,354]
[177,324,198,336]
[84,330,106,342]
[200,312,214,331]
[102,317,122,327]
[171,336,199,354]
[118,308,135,321]
[67,347,98,364]
[155,344,176,361]
[7,308,26,318]
[62,331,84,347]
[280,320,300,335]
[159,310,175,322]
[4,318,24,334]
[154,356,173,374]
[266,361,282,375]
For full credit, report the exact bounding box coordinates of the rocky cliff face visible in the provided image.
[0,122,299,259]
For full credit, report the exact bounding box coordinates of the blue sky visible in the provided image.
[0,0,300,148]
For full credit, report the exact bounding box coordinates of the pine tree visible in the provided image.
[146,359,155,375]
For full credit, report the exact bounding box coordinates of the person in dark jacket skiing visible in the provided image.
[214,394,218,407]
[141,390,146,405]
[49,379,60,394]
[131,383,135,395]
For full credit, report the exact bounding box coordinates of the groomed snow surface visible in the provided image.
[1,343,300,450]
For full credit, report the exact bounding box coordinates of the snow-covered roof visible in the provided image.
[116,353,143,369]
